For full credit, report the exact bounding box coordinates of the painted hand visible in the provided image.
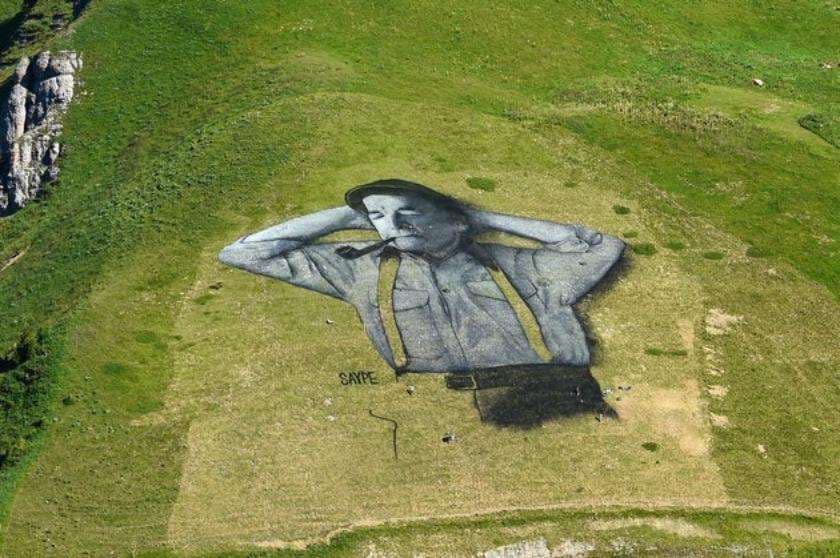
[574,225,602,246]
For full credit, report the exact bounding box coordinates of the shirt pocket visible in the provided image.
[393,288,430,311]
[512,279,538,300]
[465,280,507,301]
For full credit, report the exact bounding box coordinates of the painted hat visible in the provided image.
[345,178,459,213]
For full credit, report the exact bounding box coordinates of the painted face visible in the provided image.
[362,193,465,256]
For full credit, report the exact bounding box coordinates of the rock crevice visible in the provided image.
[0,50,81,215]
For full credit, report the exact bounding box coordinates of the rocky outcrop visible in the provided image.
[0,50,81,215]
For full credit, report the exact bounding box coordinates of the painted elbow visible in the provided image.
[217,244,243,268]
[601,234,626,259]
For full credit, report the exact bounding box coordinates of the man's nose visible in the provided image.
[379,214,400,236]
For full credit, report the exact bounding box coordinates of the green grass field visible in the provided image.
[0,1,837,555]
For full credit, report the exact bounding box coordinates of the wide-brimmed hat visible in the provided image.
[345,179,462,213]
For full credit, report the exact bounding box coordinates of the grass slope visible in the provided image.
[0,0,837,555]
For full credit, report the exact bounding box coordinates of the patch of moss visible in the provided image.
[466,176,497,192]
[101,361,129,375]
[703,251,725,260]
[632,242,657,256]
[133,330,160,344]
[192,293,214,305]
[622,230,639,239]
[665,240,686,251]
[746,246,769,258]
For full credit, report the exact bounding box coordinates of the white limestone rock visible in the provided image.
[0,50,82,214]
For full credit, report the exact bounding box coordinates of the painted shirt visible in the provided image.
[222,237,624,372]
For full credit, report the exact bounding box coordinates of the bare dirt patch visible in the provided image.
[482,538,551,558]
[707,385,729,398]
[677,319,695,353]
[705,309,743,336]
[709,413,730,428]
[616,379,716,459]
[552,539,596,557]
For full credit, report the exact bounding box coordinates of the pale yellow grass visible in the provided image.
[588,517,720,539]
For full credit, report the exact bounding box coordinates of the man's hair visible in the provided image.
[345,178,469,218]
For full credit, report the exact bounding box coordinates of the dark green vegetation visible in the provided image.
[0,331,54,467]
[631,242,657,256]
[799,112,839,148]
[465,176,497,192]
[645,347,689,357]
[0,0,837,555]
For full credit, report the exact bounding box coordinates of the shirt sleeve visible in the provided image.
[229,241,379,302]
[488,235,625,305]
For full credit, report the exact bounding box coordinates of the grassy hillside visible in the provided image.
[0,1,837,555]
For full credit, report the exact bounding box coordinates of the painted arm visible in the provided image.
[468,209,602,245]
[218,206,372,271]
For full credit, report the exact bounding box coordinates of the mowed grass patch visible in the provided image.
[155,98,725,550]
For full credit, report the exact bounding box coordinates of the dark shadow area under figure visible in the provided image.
[446,364,616,429]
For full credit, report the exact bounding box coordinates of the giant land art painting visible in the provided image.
[220,178,625,427]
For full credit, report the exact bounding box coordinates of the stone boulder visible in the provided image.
[0,50,82,215]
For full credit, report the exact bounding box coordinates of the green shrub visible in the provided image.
[665,240,686,251]
[642,442,660,452]
[613,204,631,215]
[622,230,639,238]
[0,331,54,468]
[703,251,725,260]
[798,113,839,148]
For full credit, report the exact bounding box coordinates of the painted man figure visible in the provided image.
[219,179,624,424]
